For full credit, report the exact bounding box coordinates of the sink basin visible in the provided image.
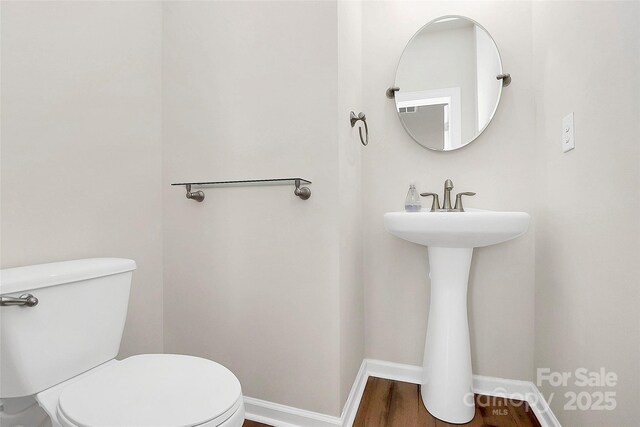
[383,208,530,424]
[383,208,530,248]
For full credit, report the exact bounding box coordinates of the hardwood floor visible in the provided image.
[243,376,541,427]
[353,377,542,427]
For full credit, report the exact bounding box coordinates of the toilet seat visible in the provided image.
[52,354,243,427]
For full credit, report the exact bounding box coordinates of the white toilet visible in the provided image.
[0,258,245,427]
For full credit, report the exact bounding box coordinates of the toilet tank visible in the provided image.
[0,258,136,398]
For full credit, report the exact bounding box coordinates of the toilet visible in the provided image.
[0,258,245,427]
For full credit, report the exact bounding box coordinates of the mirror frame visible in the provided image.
[393,15,505,152]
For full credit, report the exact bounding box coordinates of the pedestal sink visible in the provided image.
[383,208,530,424]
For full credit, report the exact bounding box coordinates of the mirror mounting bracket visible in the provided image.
[387,74,511,100]
[497,73,511,87]
[386,86,400,99]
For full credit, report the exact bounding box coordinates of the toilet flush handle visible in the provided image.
[0,293,39,307]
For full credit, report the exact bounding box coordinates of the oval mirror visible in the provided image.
[393,16,506,151]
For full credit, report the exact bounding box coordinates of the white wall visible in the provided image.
[0,1,164,357]
[362,1,536,381]
[162,1,363,416]
[532,2,640,426]
[1,1,364,416]
[338,0,364,407]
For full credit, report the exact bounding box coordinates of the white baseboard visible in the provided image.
[243,396,341,427]
[244,358,561,427]
[339,360,369,427]
[472,374,561,427]
[243,360,368,427]
[364,358,422,384]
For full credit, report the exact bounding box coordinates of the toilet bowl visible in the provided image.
[36,354,245,427]
[0,258,245,427]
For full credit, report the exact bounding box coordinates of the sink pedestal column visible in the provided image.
[422,246,475,424]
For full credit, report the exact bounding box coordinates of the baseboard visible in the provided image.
[472,374,561,426]
[364,358,422,384]
[339,360,369,427]
[244,358,561,427]
[243,396,341,427]
[365,359,561,427]
[244,360,368,427]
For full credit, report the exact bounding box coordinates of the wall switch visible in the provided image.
[562,112,575,153]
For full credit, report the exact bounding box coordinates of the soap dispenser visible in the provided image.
[404,183,422,212]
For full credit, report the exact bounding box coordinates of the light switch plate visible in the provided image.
[562,112,575,153]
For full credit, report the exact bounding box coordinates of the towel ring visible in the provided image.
[350,111,368,146]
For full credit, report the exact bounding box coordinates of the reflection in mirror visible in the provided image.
[394,16,504,151]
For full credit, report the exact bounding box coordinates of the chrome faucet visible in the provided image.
[420,179,475,212]
[442,179,454,210]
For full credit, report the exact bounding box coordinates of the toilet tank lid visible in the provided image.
[0,258,136,295]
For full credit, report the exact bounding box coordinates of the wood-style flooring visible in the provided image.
[243,376,542,427]
[353,377,542,427]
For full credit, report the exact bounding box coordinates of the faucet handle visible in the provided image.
[420,192,440,212]
[453,192,476,212]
